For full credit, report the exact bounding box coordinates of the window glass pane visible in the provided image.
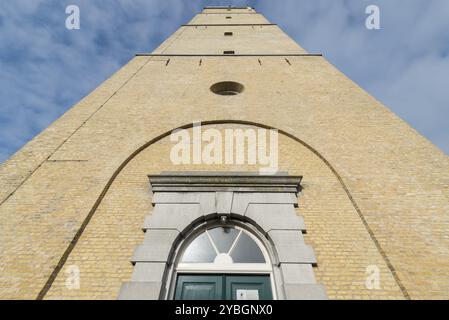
[207,227,240,253]
[181,232,216,263]
[230,232,265,263]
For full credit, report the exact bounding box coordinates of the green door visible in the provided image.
[175,274,272,300]
[175,275,223,300]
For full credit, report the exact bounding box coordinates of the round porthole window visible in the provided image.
[210,81,244,96]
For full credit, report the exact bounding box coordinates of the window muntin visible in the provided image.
[181,232,216,263]
[208,227,239,253]
[230,232,265,263]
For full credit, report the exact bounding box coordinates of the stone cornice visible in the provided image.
[148,172,302,193]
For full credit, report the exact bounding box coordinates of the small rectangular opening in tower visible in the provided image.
[223,51,235,55]
[224,32,233,37]
[226,16,232,19]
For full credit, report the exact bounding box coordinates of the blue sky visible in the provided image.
[0,0,448,163]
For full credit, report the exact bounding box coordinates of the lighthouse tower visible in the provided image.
[0,6,448,300]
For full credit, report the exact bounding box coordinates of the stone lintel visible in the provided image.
[148,172,302,193]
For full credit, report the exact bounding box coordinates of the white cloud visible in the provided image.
[258,0,449,154]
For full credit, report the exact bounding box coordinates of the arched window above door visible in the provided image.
[177,226,271,272]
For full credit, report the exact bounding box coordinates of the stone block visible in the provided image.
[216,192,233,214]
[281,264,316,284]
[131,262,166,282]
[232,192,298,215]
[283,284,328,300]
[118,282,162,300]
[245,203,306,232]
[269,230,316,264]
[143,203,204,234]
[131,230,179,263]
[152,192,216,215]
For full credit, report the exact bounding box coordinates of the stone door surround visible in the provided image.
[118,172,327,300]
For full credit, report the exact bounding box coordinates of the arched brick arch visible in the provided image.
[37,120,407,300]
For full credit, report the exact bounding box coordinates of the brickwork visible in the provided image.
[42,126,403,299]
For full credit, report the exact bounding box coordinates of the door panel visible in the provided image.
[175,274,272,300]
[175,275,223,300]
[225,275,273,300]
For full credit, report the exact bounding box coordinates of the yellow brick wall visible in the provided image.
[44,125,403,299]
[155,25,306,55]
